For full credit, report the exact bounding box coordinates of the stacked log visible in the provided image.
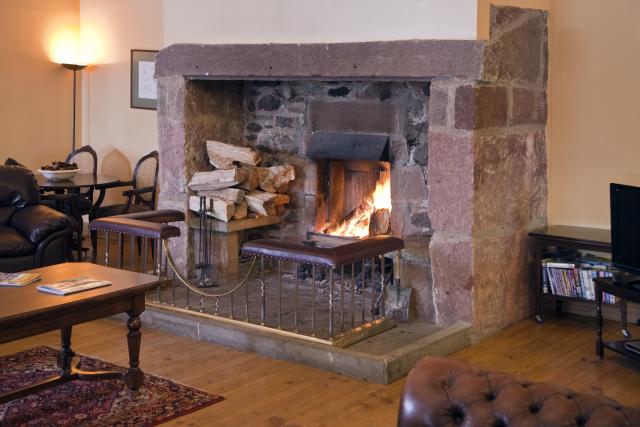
[187,140,295,222]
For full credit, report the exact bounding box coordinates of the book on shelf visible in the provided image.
[541,257,616,303]
[36,277,111,296]
[0,273,41,287]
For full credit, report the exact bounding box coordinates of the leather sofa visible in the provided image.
[0,166,70,272]
[398,357,640,427]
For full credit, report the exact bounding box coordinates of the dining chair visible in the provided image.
[40,146,97,261]
[64,145,98,215]
[90,151,159,256]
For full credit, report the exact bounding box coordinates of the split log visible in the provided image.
[273,194,290,205]
[369,208,390,236]
[188,196,235,222]
[196,188,245,204]
[257,165,295,193]
[232,200,249,220]
[245,190,277,216]
[236,166,259,191]
[206,140,261,168]
[188,169,246,191]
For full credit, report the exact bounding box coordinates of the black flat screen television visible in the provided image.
[610,183,640,278]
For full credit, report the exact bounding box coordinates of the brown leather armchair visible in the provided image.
[398,357,640,427]
[0,166,70,272]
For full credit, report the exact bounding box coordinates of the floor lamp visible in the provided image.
[62,63,87,153]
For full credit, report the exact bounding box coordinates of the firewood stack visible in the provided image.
[187,140,295,222]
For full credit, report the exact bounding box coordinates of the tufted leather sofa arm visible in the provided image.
[398,357,640,427]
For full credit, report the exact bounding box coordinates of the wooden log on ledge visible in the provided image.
[206,140,261,169]
[236,166,259,191]
[245,190,277,216]
[232,200,249,220]
[189,196,235,222]
[188,169,246,191]
[257,165,295,193]
[196,188,245,203]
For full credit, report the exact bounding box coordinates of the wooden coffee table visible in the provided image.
[0,262,162,404]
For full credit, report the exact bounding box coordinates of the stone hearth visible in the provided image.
[156,6,548,337]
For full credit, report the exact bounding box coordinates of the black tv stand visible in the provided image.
[614,271,640,287]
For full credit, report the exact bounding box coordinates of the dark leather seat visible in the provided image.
[241,235,404,268]
[0,166,71,272]
[398,357,640,427]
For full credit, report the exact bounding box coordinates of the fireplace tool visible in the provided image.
[196,196,216,288]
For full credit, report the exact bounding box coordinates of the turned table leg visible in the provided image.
[57,326,75,374]
[125,308,144,390]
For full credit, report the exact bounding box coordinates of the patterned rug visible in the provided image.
[0,346,223,426]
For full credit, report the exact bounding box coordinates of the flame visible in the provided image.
[322,171,391,238]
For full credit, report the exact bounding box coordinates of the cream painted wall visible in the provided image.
[80,0,162,204]
[163,0,477,45]
[0,0,79,171]
[547,0,640,228]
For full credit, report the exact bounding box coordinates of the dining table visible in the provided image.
[36,173,125,219]
[36,173,127,261]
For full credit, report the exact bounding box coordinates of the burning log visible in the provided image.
[206,140,261,169]
[188,169,246,191]
[236,166,260,191]
[368,208,390,236]
[245,190,278,216]
[196,188,245,203]
[189,196,235,222]
[257,165,295,193]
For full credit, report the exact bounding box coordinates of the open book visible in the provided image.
[37,277,111,296]
[0,273,41,287]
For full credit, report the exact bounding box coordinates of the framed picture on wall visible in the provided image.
[131,49,158,110]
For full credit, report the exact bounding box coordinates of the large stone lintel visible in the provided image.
[156,40,484,81]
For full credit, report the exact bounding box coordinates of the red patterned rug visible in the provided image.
[0,346,223,426]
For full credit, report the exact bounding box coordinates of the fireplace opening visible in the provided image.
[307,131,392,239]
[317,159,391,238]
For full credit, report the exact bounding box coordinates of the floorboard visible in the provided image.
[2,310,640,425]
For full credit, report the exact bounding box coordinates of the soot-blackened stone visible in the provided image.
[257,95,282,111]
[246,122,263,132]
[327,86,350,97]
[423,81,431,96]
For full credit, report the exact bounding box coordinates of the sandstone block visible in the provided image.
[455,84,508,130]
[512,87,547,125]
[427,131,474,234]
[429,237,474,325]
[473,230,530,336]
[473,132,527,233]
[483,8,548,83]
[427,84,449,127]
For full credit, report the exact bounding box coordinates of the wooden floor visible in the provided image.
[2,313,640,425]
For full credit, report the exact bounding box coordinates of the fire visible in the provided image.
[322,173,391,238]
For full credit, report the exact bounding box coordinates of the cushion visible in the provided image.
[0,206,16,226]
[0,166,40,206]
[10,205,69,244]
[0,226,34,256]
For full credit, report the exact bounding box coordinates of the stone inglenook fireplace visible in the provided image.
[155,6,548,337]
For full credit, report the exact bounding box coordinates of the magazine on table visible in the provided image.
[0,273,41,287]
[37,277,111,296]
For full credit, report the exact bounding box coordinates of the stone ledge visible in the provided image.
[156,40,485,81]
[138,305,471,384]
